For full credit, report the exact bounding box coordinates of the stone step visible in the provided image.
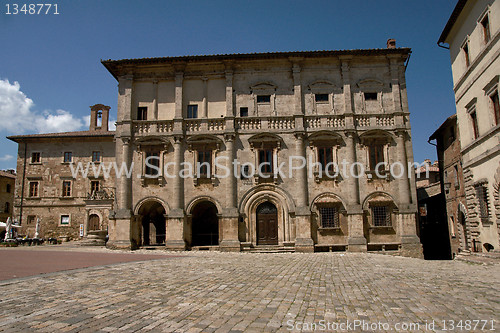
[242,246,295,253]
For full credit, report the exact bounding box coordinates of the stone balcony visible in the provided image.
[132,113,405,136]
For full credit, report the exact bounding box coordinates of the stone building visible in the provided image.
[429,115,467,256]
[415,160,451,259]
[8,105,116,239]
[438,0,500,252]
[0,170,16,223]
[100,42,422,257]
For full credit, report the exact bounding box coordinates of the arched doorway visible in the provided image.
[256,201,278,245]
[191,201,219,246]
[458,210,469,251]
[138,201,166,246]
[88,214,100,231]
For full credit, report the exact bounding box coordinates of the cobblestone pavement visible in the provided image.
[0,251,498,332]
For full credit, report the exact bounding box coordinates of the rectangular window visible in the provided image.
[258,149,273,174]
[27,215,36,225]
[197,150,212,177]
[90,180,100,194]
[145,152,160,177]
[63,152,72,163]
[463,43,470,68]
[317,147,333,172]
[62,181,71,197]
[137,107,147,120]
[257,95,271,104]
[60,215,70,225]
[187,105,198,119]
[6,184,11,193]
[364,92,378,101]
[475,185,489,220]
[241,164,251,179]
[319,207,339,228]
[92,151,101,163]
[315,94,329,103]
[369,144,385,170]
[4,202,10,214]
[481,15,490,44]
[31,152,41,163]
[491,91,500,126]
[372,205,391,227]
[454,165,459,189]
[470,111,479,139]
[240,107,249,117]
[29,182,39,197]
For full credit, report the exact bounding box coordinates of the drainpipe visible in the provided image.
[19,141,27,225]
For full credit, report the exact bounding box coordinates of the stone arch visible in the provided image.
[87,209,103,232]
[362,191,397,211]
[239,185,296,245]
[311,192,347,211]
[186,195,223,216]
[493,161,500,240]
[134,197,170,216]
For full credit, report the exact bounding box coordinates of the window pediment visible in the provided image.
[308,80,338,93]
[359,130,392,145]
[248,133,282,149]
[308,131,343,147]
[136,137,170,152]
[250,82,277,93]
[186,135,222,151]
[357,78,385,91]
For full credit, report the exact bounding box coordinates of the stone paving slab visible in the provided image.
[0,252,498,332]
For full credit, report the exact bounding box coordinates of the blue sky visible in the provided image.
[0,0,457,170]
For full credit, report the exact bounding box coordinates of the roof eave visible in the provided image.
[438,0,469,45]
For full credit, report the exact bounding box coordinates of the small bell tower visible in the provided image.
[89,104,110,132]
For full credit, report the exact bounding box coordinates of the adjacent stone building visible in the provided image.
[8,105,116,239]
[429,115,467,256]
[0,170,16,223]
[99,42,422,257]
[438,0,500,252]
[415,160,451,259]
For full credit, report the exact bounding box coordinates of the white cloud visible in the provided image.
[0,79,84,134]
[0,154,13,162]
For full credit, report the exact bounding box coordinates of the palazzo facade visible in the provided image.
[101,43,422,257]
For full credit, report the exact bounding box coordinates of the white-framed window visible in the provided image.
[60,214,70,225]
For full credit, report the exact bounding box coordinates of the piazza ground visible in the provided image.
[0,248,498,332]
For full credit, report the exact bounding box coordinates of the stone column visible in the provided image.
[173,70,184,134]
[396,131,411,205]
[220,133,240,251]
[107,75,134,250]
[166,135,186,250]
[224,65,235,132]
[345,131,366,252]
[294,132,314,252]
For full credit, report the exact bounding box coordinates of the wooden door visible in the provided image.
[256,202,278,245]
[88,214,100,231]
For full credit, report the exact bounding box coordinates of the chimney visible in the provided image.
[387,38,396,49]
[89,104,111,132]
